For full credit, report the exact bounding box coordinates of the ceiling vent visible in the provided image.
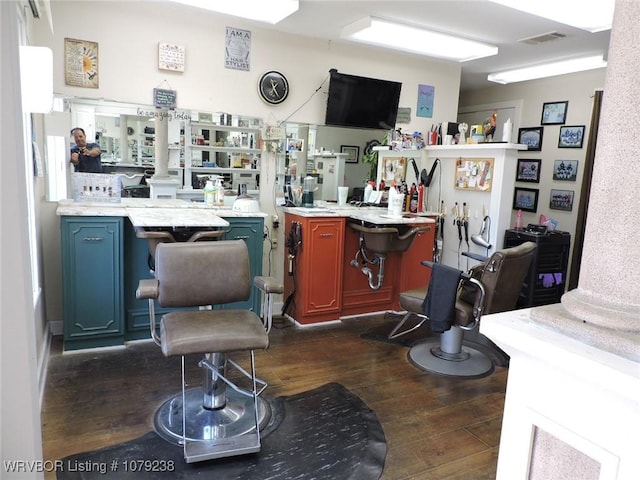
[519,31,567,45]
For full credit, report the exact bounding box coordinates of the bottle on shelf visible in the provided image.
[214,176,224,206]
[204,180,215,206]
[515,209,523,230]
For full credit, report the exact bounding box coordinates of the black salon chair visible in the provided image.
[389,241,537,378]
[136,240,270,463]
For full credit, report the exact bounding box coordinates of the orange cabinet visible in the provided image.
[284,213,434,324]
[283,215,345,324]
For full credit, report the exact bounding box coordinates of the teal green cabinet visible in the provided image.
[61,217,124,350]
[62,215,264,350]
[222,217,265,313]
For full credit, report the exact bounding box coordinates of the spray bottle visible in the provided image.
[204,179,215,206]
[515,209,523,230]
[214,176,224,206]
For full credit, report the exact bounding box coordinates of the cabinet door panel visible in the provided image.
[223,218,264,312]
[300,219,344,315]
[62,218,123,343]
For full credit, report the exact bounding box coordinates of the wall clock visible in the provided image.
[258,70,289,105]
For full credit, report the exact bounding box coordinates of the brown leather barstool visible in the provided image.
[136,240,270,463]
[389,241,537,378]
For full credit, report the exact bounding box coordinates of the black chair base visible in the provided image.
[408,339,494,379]
[154,387,271,447]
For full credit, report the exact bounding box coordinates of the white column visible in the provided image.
[531,0,640,356]
[153,109,169,178]
[119,115,129,162]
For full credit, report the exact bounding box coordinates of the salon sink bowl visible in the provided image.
[348,222,428,254]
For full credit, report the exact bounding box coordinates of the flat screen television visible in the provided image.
[324,70,402,130]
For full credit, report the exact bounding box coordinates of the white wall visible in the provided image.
[2,1,45,475]
[32,0,463,324]
[459,69,607,274]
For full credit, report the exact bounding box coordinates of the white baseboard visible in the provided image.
[48,320,63,336]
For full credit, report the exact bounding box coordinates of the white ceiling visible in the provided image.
[215,0,612,93]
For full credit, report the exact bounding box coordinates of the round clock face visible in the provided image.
[258,71,289,105]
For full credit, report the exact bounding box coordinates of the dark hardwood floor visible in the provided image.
[41,314,507,479]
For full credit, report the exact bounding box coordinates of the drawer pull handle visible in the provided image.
[83,237,104,242]
[320,233,334,238]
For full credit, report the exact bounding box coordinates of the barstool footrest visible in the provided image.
[184,432,261,463]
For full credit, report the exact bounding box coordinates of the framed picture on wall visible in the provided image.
[513,187,539,212]
[558,125,585,148]
[541,101,568,125]
[340,145,360,164]
[64,38,99,88]
[518,127,543,151]
[516,158,541,183]
[553,160,579,181]
[286,138,304,152]
[550,189,575,211]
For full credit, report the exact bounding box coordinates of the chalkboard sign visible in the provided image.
[153,88,177,108]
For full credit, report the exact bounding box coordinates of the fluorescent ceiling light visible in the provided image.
[488,55,607,84]
[341,17,498,62]
[489,0,614,33]
[169,0,298,24]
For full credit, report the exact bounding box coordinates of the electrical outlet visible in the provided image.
[271,239,278,249]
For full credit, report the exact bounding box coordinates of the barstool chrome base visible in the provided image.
[154,387,271,446]
[408,339,494,379]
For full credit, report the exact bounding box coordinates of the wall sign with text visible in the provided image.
[64,38,99,88]
[153,88,177,109]
[158,43,185,72]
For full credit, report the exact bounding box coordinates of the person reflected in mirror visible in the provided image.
[70,127,102,173]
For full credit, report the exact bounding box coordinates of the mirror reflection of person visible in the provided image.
[70,127,102,173]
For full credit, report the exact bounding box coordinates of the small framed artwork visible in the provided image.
[518,127,544,151]
[550,189,575,211]
[553,160,579,181]
[541,101,568,125]
[516,158,541,183]
[559,125,585,148]
[340,145,360,164]
[286,138,304,152]
[64,38,99,88]
[513,187,539,212]
[454,157,494,191]
[158,42,185,72]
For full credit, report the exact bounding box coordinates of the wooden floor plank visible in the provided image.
[41,314,508,480]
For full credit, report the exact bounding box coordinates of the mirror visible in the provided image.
[42,97,388,201]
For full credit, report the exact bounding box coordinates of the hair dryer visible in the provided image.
[471,215,492,249]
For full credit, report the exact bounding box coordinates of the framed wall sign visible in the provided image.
[340,145,360,163]
[518,127,543,151]
[516,158,541,183]
[513,187,539,212]
[64,38,99,88]
[153,88,177,109]
[550,189,575,211]
[158,43,185,72]
[225,26,251,71]
[541,101,568,125]
[558,125,585,148]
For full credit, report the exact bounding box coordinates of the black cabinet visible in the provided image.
[504,229,571,308]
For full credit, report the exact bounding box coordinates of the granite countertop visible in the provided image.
[284,203,438,225]
[56,198,269,219]
[127,207,229,228]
